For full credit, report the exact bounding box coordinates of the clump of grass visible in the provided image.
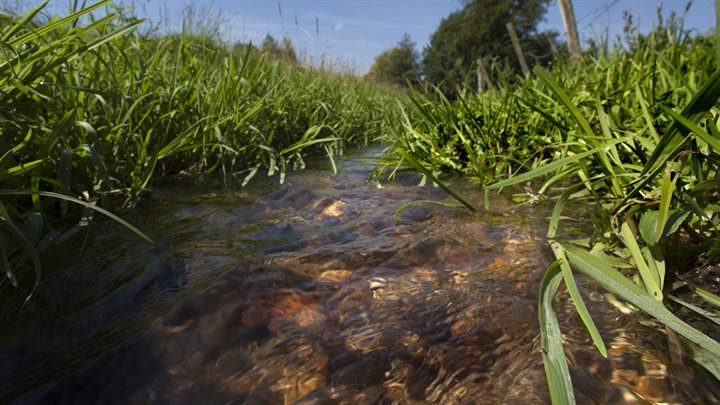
[383,5,720,402]
[0,1,403,298]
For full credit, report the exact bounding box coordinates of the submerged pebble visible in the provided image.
[5,152,720,404]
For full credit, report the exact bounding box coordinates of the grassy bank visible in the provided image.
[379,10,720,403]
[4,0,720,403]
[0,1,402,297]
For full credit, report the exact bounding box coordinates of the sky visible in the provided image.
[18,0,720,73]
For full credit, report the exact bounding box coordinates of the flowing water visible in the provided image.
[1,149,719,404]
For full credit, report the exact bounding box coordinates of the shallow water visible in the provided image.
[2,149,718,404]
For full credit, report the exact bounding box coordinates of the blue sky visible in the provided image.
[31,0,719,73]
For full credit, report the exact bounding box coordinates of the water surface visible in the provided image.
[2,149,718,404]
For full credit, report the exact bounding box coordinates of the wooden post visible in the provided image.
[476,57,490,93]
[546,34,560,60]
[558,0,581,60]
[505,21,530,76]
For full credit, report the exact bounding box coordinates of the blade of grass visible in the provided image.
[696,288,720,308]
[565,246,720,359]
[539,260,576,405]
[395,148,477,211]
[620,222,663,301]
[660,105,720,151]
[0,201,41,300]
[0,159,44,182]
[534,66,595,138]
[656,170,676,243]
[669,295,720,326]
[489,140,624,190]
[551,242,608,357]
[0,190,156,245]
[616,69,720,214]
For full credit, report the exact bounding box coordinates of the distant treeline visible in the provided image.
[367,0,559,94]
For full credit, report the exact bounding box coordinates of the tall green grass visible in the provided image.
[382,10,720,403]
[5,1,719,401]
[0,1,402,298]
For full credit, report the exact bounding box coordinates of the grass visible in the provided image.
[378,5,720,403]
[4,1,720,403]
[0,0,403,299]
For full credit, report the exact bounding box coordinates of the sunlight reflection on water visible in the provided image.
[3,150,719,404]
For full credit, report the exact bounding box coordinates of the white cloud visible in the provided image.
[333,22,344,30]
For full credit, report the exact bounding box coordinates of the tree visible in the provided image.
[261,34,298,63]
[423,0,555,94]
[367,34,420,88]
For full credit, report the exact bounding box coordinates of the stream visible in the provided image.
[2,149,719,404]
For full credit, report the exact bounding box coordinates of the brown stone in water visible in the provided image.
[297,375,326,398]
[318,270,352,283]
[243,290,328,333]
[613,369,640,386]
[279,291,321,314]
[286,189,317,208]
[313,197,346,221]
[267,316,298,335]
[291,309,327,327]
[241,302,274,326]
[214,346,251,375]
[634,375,675,402]
[163,296,202,327]
[322,200,345,217]
[485,256,510,273]
[195,300,245,355]
[199,280,234,308]
[451,318,475,337]
[312,197,336,210]
[335,358,385,388]
[354,217,386,234]
[273,293,306,316]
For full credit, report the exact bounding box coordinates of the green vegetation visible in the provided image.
[422,0,559,94]
[366,34,420,89]
[261,33,298,63]
[379,5,720,403]
[4,0,720,403]
[0,0,402,299]
[367,0,559,93]
[368,34,420,88]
